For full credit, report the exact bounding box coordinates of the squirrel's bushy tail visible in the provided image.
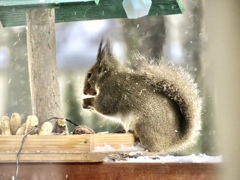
[128,52,202,151]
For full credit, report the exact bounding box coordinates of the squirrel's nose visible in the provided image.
[83,90,97,96]
[84,89,96,96]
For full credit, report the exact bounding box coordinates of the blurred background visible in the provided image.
[0,0,216,155]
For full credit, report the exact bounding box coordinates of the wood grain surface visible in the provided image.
[0,162,219,180]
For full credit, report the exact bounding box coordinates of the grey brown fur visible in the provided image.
[83,39,201,154]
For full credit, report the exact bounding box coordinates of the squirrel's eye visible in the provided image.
[87,72,92,79]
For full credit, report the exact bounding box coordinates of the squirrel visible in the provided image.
[82,39,202,154]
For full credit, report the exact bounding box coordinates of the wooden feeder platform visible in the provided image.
[0,134,136,163]
[0,134,219,179]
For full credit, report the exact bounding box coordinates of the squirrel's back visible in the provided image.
[127,52,202,152]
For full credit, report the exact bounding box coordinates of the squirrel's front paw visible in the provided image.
[83,98,94,109]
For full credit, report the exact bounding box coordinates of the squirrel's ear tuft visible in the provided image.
[97,38,113,63]
[103,39,112,55]
[97,38,104,62]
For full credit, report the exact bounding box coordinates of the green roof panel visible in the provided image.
[0,0,184,27]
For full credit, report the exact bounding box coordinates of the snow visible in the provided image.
[104,152,222,163]
[93,144,144,152]
[93,143,221,163]
[56,20,127,70]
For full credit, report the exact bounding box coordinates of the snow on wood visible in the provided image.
[104,152,222,163]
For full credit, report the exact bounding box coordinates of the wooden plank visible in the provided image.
[93,133,135,148]
[0,134,136,162]
[0,0,184,27]
[0,163,219,180]
[0,152,109,163]
[0,134,135,152]
[0,135,91,152]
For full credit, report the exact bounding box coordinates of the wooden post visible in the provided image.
[26,9,66,133]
